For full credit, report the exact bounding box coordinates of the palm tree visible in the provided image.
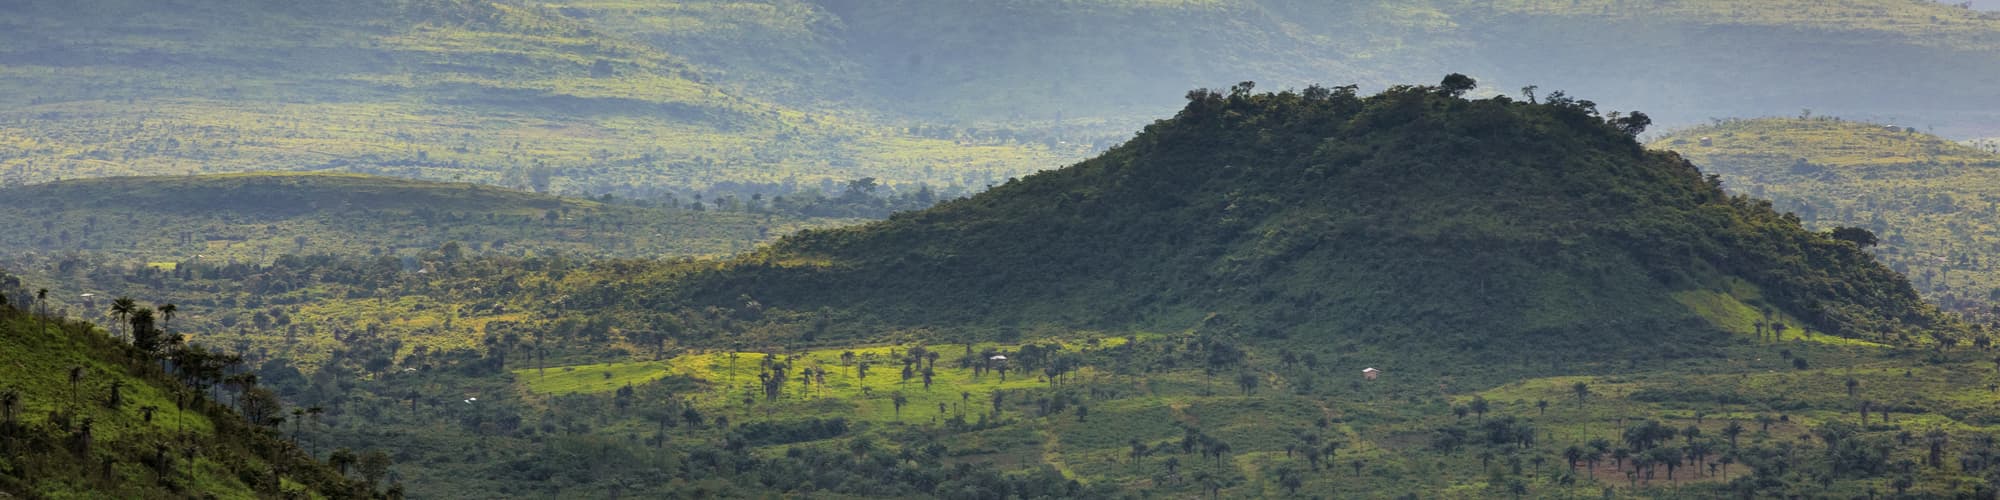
[0,388,19,427]
[1723,420,1745,447]
[1469,396,1490,422]
[329,448,357,476]
[158,303,177,337]
[68,366,84,408]
[891,392,908,420]
[110,296,137,340]
[1572,382,1590,404]
[33,289,47,329]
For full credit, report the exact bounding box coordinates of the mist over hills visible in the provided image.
[7,0,2000,197]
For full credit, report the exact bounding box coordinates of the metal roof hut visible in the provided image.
[1362,367,1381,380]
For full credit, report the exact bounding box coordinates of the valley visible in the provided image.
[6,1,2000,498]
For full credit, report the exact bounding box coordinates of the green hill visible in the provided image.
[612,80,1952,363]
[0,274,365,498]
[0,0,1065,191]
[1654,118,2000,318]
[0,172,856,263]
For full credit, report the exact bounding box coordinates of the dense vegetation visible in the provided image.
[0,273,374,498]
[11,80,2000,498]
[1656,118,2000,320]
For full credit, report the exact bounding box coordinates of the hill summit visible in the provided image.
[631,78,1950,360]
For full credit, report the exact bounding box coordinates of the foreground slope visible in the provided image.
[1657,118,2000,318]
[0,275,361,498]
[0,172,853,263]
[629,82,1951,359]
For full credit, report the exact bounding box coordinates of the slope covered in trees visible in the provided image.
[0,274,369,498]
[1656,118,2000,319]
[620,80,1955,360]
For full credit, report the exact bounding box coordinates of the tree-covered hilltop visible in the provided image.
[1655,118,2000,320]
[0,274,374,498]
[616,79,1953,356]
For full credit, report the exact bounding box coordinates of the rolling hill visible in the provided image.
[1655,118,2000,318]
[597,80,1955,365]
[0,172,856,264]
[0,0,1066,192]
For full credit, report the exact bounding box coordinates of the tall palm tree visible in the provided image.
[33,289,47,329]
[158,303,177,336]
[67,366,84,408]
[0,388,19,427]
[110,296,137,340]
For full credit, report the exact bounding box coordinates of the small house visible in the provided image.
[1362,367,1381,380]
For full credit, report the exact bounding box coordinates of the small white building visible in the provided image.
[1362,367,1381,380]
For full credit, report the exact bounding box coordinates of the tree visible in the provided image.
[0,388,18,427]
[848,436,875,459]
[1610,111,1652,136]
[891,392,908,420]
[1237,373,1259,395]
[68,366,84,408]
[1845,377,1859,397]
[1830,227,1879,248]
[1469,396,1490,422]
[1439,73,1477,97]
[990,391,1004,415]
[110,296,137,340]
[329,448,357,476]
[1722,420,1745,447]
[131,308,162,355]
[1572,382,1590,404]
[158,303,177,335]
[1277,466,1303,495]
[359,450,392,488]
[1536,399,1549,415]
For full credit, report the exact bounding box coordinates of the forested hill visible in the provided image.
[623,79,1954,359]
[1655,118,2000,318]
[0,274,366,498]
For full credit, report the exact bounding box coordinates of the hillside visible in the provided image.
[604,81,1953,363]
[0,172,857,263]
[0,274,365,498]
[1655,118,2000,317]
[552,0,2000,138]
[0,0,1065,192]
